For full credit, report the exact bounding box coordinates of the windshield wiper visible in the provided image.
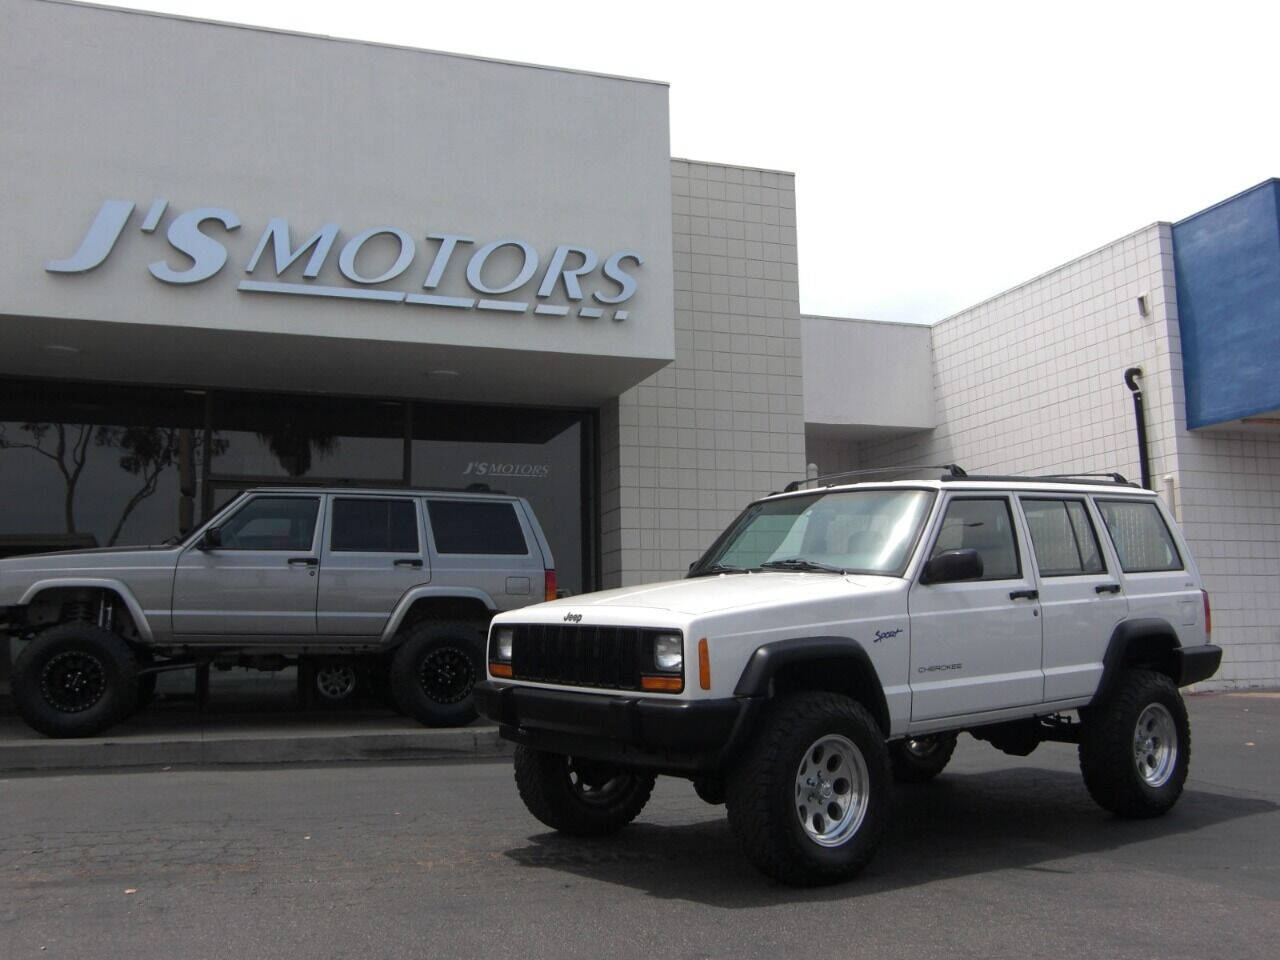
[760,557,846,574]
[692,562,751,577]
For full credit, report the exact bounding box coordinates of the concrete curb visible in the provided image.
[0,723,514,774]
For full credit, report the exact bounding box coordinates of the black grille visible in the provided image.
[506,624,660,691]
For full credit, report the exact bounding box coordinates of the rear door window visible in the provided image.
[1096,499,1182,572]
[426,500,528,555]
[331,498,419,553]
[1021,498,1106,576]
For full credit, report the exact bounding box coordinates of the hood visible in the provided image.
[540,571,900,617]
[0,543,182,575]
[2,544,176,561]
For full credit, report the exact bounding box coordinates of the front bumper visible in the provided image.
[475,680,756,774]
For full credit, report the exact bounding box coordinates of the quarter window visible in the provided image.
[426,500,528,555]
[930,498,1021,581]
[331,499,419,553]
[1022,499,1105,576]
[1096,500,1183,572]
[217,497,319,551]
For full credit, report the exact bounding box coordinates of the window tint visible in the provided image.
[218,497,319,551]
[1097,500,1182,572]
[931,498,1020,580]
[331,499,419,553]
[427,500,528,555]
[1022,499,1105,576]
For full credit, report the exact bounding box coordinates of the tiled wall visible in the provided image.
[1173,431,1280,686]
[858,224,1180,490]
[598,159,808,587]
[857,223,1280,688]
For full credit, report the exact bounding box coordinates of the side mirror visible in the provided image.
[920,548,983,585]
[197,527,222,551]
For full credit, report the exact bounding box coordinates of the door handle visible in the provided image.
[1009,589,1039,601]
[394,559,424,568]
[288,557,318,567]
[1095,583,1122,594]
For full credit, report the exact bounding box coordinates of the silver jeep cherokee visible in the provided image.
[0,486,555,737]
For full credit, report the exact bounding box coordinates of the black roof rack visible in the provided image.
[940,472,1138,487]
[783,464,967,493]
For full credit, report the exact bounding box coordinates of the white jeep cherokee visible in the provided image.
[475,469,1221,885]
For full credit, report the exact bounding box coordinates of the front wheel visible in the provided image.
[1079,669,1190,818]
[11,622,139,738]
[513,746,656,836]
[726,692,890,885]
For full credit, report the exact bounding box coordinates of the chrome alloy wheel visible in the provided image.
[794,734,870,847]
[314,663,358,701]
[1133,703,1178,787]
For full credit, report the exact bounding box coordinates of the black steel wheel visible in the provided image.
[513,746,656,836]
[11,622,139,738]
[389,620,485,726]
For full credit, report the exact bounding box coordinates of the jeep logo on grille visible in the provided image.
[563,612,582,623]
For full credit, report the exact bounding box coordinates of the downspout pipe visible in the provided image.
[1123,367,1151,489]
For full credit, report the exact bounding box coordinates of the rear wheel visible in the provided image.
[888,732,957,782]
[1079,669,1189,818]
[726,692,890,885]
[11,622,138,738]
[389,620,484,726]
[513,746,656,836]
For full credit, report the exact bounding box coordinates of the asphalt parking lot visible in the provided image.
[1,692,1277,960]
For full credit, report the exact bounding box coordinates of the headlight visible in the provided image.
[493,626,514,662]
[652,634,683,673]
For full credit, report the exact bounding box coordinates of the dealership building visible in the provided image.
[2,0,1277,691]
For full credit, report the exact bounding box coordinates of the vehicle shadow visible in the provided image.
[503,767,1277,906]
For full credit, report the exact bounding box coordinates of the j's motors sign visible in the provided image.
[46,199,645,322]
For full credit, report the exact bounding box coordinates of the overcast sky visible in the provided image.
[99,0,1280,324]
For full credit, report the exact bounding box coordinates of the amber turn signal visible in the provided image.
[698,637,710,690]
[640,675,683,693]
[489,663,513,678]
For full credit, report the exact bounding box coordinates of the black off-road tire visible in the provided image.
[888,732,958,782]
[11,622,139,738]
[389,620,485,726]
[725,692,891,886]
[513,745,656,836]
[1079,668,1190,818]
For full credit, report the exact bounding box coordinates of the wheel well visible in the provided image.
[22,586,141,641]
[770,657,890,737]
[1094,625,1181,706]
[396,597,492,638]
[1115,633,1179,680]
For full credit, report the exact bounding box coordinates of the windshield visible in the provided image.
[696,488,935,577]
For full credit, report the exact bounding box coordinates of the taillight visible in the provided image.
[1202,589,1211,637]
[544,568,557,602]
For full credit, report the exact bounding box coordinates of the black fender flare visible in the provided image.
[733,636,890,735]
[1092,618,1180,705]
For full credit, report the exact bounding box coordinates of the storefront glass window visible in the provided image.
[412,413,584,595]
[0,381,206,553]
